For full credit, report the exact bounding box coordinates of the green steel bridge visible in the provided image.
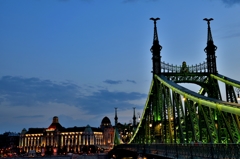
[111,18,240,159]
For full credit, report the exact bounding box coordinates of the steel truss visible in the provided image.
[130,74,240,144]
[128,18,240,144]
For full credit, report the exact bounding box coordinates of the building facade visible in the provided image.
[100,116,114,148]
[19,116,114,154]
[0,132,19,156]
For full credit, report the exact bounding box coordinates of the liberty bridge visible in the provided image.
[109,18,240,159]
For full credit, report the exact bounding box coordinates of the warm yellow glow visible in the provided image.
[149,123,152,127]
[46,128,55,131]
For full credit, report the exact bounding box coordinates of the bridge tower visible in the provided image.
[133,107,137,127]
[128,18,240,145]
[203,18,221,99]
[149,18,163,144]
[204,18,217,74]
[150,17,162,75]
[114,107,118,126]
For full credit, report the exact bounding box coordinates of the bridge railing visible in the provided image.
[114,143,240,159]
[161,61,208,73]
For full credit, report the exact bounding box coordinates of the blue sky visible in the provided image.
[0,0,240,133]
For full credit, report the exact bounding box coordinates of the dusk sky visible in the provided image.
[1,0,240,133]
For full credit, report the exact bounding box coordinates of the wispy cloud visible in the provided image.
[217,22,240,39]
[103,79,136,85]
[15,115,45,119]
[0,76,81,106]
[103,79,122,85]
[0,76,146,132]
[221,0,240,5]
[126,79,136,84]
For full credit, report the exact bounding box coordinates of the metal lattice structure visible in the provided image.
[129,18,240,144]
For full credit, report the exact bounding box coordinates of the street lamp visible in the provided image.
[149,123,152,128]
[121,127,132,143]
[149,123,152,143]
[159,122,163,143]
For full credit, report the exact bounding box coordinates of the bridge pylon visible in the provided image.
[128,18,240,145]
[150,17,162,76]
[204,18,218,74]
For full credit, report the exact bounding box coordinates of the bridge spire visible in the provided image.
[203,18,218,74]
[132,107,136,127]
[150,17,162,75]
[114,107,118,126]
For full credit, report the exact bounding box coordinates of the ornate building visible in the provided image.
[100,116,114,149]
[19,116,113,154]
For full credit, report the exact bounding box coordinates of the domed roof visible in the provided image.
[101,116,111,125]
[47,116,63,130]
[21,128,27,134]
[84,125,92,133]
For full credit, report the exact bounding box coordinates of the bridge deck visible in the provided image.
[114,144,240,159]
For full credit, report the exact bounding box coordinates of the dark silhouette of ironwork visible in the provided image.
[111,17,240,159]
[150,17,162,76]
[132,107,137,127]
[204,18,218,74]
[114,107,118,127]
[125,17,240,146]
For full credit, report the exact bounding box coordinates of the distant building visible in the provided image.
[19,116,114,154]
[100,116,114,149]
[113,108,138,144]
[0,132,19,155]
[115,122,135,144]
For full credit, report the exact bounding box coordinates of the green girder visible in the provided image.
[155,75,240,116]
[129,73,240,144]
